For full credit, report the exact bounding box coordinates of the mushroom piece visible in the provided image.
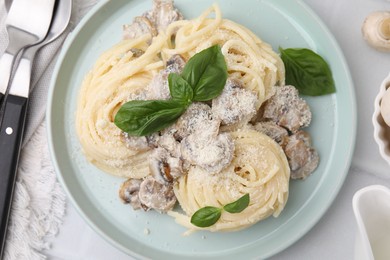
[262,85,312,133]
[181,132,234,173]
[146,132,161,148]
[212,78,258,125]
[146,55,186,100]
[253,121,289,144]
[119,179,148,211]
[170,102,217,141]
[123,16,157,40]
[144,0,183,33]
[121,132,150,151]
[165,54,186,73]
[129,48,144,58]
[149,147,183,184]
[156,131,181,157]
[362,11,390,52]
[138,176,177,213]
[122,0,183,41]
[281,130,319,180]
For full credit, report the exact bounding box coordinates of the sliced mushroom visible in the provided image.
[262,85,311,133]
[170,102,217,141]
[181,132,234,173]
[146,132,161,148]
[146,55,186,100]
[129,48,144,58]
[145,0,184,32]
[253,121,289,144]
[149,147,183,184]
[362,11,390,52]
[119,179,148,211]
[122,0,183,41]
[123,16,157,40]
[138,176,177,213]
[281,130,319,180]
[165,54,186,73]
[212,78,258,125]
[156,131,181,157]
[121,132,149,151]
[291,149,319,180]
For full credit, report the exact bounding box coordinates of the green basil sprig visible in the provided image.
[279,47,336,96]
[181,45,228,101]
[114,45,227,136]
[190,194,250,228]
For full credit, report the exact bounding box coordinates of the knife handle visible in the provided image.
[0,53,15,98]
[0,94,28,256]
[9,57,32,97]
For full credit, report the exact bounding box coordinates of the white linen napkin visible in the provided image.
[0,0,98,259]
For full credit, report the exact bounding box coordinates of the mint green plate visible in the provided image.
[47,0,356,259]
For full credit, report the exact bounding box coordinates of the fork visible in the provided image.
[8,0,72,99]
[0,0,55,105]
[0,0,55,257]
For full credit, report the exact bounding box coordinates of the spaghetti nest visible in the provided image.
[164,4,284,105]
[76,4,285,178]
[169,129,290,234]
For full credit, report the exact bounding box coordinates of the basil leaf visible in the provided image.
[181,45,228,101]
[114,45,229,137]
[279,47,336,96]
[168,72,193,103]
[190,206,222,227]
[223,194,250,213]
[190,194,251,227]
[114,100,186,136]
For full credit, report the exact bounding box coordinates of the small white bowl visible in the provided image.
[373,72,390,167]
[353,185,390,260]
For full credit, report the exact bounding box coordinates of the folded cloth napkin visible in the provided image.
[0,0,98,259]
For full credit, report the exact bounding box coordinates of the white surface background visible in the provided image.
[46,0,390,259]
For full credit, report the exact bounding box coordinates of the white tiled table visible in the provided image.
[47,0,390,259]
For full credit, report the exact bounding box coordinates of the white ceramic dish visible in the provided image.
[353,185,390,260]
[373,72,390,174]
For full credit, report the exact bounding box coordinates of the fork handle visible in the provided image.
[0,94,28,256]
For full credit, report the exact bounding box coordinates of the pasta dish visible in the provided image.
[76,0,319,234]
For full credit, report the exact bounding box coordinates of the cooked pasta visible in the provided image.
[169,129,290,234]
[163,4,284,105]
[76,34,163,178]
[76,4,284,177]
[76,1,293,234]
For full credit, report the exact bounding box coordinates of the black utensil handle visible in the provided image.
[0,94,28,256]
[0,93,3,107]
